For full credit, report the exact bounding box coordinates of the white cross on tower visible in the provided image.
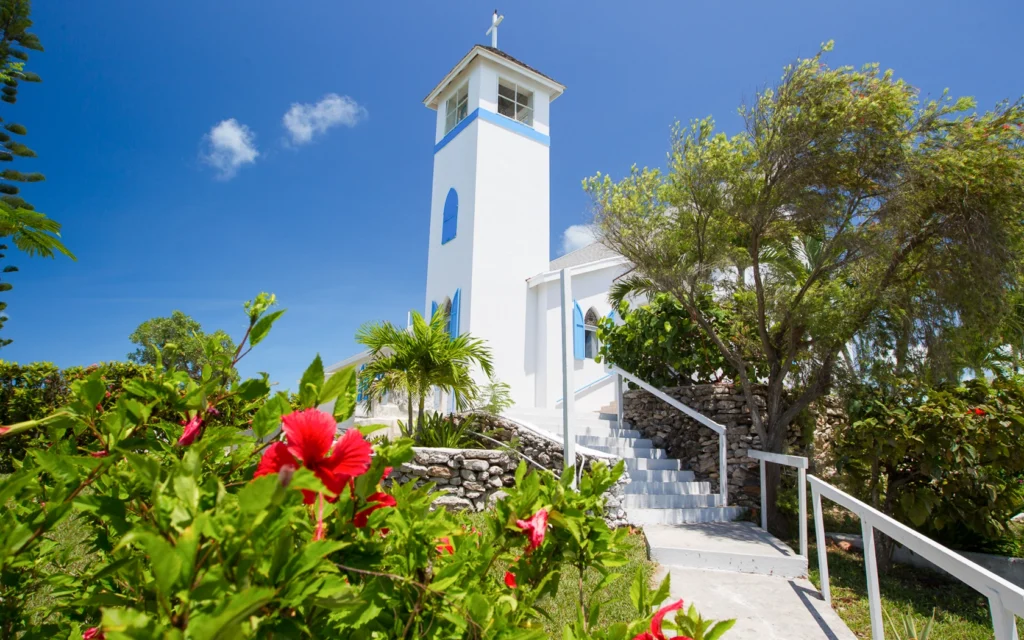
[486,10,504,49]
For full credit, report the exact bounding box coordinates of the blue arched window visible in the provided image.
[441,188,458,244]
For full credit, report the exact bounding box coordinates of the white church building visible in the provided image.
[328,23,631,418]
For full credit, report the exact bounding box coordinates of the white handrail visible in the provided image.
[554,372,614,405]
[609,365,728,506]
[607,366,725,435]
[809,475,1024,640]
[748,449,808,561]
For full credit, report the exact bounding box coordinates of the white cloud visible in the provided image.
[283,93,367,145]
[560,224,599,255]
[201,118,259,180]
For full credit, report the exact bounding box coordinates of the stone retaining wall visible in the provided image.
[623,384,804,508]
[389,413,629,528]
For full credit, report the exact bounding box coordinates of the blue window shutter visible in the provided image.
[431,301,438,321]
[441,188,458,244]
[357,364,367,402]
[608,309,616,322]
[449,289,461,337]
[573,301,585,360]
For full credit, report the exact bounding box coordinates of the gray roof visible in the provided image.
[548,242,620,270]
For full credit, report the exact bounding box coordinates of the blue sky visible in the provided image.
[3,0,1022,390]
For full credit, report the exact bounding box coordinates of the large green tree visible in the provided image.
[356,308,494,435]
[0,0,74,348]
[128,310,237,379]
[585,43,1024,526]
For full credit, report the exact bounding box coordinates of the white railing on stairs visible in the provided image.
[748,449,808,561]
[554,372,614,405]
[809,475,1024,640]
[609,366,729,506]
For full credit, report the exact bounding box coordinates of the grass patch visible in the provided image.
[534,527,654,634]
[465,513,654,635]
[805,539,1024,638]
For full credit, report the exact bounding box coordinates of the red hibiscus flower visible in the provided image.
[437,537,455,555]
[254,410,372,504]
[969,407,986,416]
[177,415,203,446]
[632,599,687,640]
[515,508,549,551]
[504,571,517,588]
[83,627,105,640]
[353,492,397,528]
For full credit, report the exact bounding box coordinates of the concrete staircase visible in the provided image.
[503,408,745,525]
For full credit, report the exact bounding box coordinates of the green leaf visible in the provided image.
[118,531,182,593]
[236,377,270,402]
[466,592,493,627]
[248,309,286,348]
[251,393,290,439]
[322,365,357,422]
[188,586,276,640]
[238,474,279,515]
[297,354,325,409]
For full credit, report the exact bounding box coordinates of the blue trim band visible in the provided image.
[433,108,550,154]
[434,109,480,154]
[477,109,551,146]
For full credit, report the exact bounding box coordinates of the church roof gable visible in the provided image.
[423,45,565,109]
[548,242,620,270]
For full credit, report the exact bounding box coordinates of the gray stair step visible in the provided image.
[645,522,807,578]
[625,494,722,509]
[624,457,683,471]
[628,506,746,525]
[576,426,639,437]
[624,480,711,495]
[586,444,671,459]
[574,435,652,448]
[626,469,696,482]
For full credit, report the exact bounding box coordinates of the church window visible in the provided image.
[497,79,533,127]
[584,307,600,359]
[442,188,458,244]
[444,83,469,134]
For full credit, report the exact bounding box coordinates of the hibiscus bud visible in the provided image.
[278,464,296,488]
[90,450,108,458]
[206,406,221,416]
[83,627,105,640]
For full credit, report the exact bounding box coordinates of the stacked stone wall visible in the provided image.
[622,384,818,508]
[388,413,629,528]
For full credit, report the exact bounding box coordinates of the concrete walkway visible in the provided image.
[655,566,857,640]
[646,522,856,639]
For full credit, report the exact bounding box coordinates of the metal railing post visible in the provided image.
[615,373,624,428]
[759,458,767,531]
[559,269,576,488]
[861,521,885,639]
[990,595,1019,640]
[719,432,728,506]
[811,484,831,607]
[798,466,808,560]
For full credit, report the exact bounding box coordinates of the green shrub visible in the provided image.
[596,294,745,387]
[834,376,1024,552]
[0,293,730,639]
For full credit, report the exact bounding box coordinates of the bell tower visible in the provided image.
[422,15,564,405]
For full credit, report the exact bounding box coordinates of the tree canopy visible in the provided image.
[128,310,237,379]
[585,42,1024,524]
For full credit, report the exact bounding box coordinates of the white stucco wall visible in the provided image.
[531,262,631,411]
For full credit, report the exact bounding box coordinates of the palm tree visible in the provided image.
[355,308,494,438]
[0,202,75,259]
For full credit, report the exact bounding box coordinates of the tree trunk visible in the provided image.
[406,385,414,438]
[417,393,426,440]
[763,461,788,536]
